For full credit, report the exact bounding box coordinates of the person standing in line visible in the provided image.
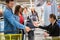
[23,7,29,25]
[4,0,30,35]
[44,0,52,26]
[26,7,39,40]
[14,5,26,40]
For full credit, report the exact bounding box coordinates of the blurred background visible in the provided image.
[0,0,60,40]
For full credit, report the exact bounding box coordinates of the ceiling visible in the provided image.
[0,0,60,4]
[0,0,60,2]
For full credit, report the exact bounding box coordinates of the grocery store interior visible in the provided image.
[0,0,60,40]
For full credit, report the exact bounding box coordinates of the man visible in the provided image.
[41,14,59,36]
[44,0,52,26]
[34,14,60,36]
[4,0,30,34]
[57,4,60,19]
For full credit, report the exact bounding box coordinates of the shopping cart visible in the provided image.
[0,29,23,40]
[0,33,22,40]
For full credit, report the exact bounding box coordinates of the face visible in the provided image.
[31,8,35,12]
[8,1,14,8]
[49,17,53,23]
[19,7,23,13]
[24,8,27,12]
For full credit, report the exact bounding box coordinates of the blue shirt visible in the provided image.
[4,7,25,34]
[44,5,51,26]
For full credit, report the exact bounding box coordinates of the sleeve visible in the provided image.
[39,26,49,30]
[4,10,25,29]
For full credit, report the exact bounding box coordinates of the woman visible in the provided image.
[14,5,20,22]
[27,7,39,40]
[23,7,29,25]
[14,5,25,40]
[19,8,24,24]
[30,8,39,21]
[14,5,24,24]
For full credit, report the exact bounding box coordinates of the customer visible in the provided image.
[26,7,39,40]
[44,0,52,26]
[57,5,60,19]
[35,14,60,37]
[14,5,25,40]
[4,0,30,34]
[23,7,29,25]
[14,5,20,22]
[19,7,24,25]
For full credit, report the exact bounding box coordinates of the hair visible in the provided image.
[23,7,28,12]
[24,7,27,10]
[31,9,38,17]
[49,14,56,20]
[14,5,21,15]
[5,0,14,3]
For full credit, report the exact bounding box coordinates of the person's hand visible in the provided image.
[33,21,39,27]
[44,32,49,37]
[25,27,31,32]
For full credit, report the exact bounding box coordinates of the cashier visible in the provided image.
[34,14,60,37]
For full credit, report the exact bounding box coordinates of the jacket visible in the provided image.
[39,21,60,36]
[4,7,25,34]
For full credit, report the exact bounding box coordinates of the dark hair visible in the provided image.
[5,0,14,3]
[14,5,21,15]
[49,14,56,20]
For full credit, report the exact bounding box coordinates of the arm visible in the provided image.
[4,10,25,29]
[39,26,49,30]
